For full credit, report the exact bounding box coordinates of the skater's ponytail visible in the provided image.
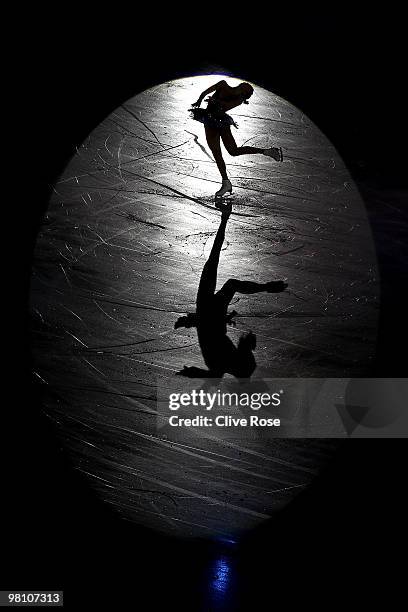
[241,83,254,104]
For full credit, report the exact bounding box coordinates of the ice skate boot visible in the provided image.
[265,280,288,293]
[263,147,283,162]
[215,179,232,198]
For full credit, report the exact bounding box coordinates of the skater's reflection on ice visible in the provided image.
[175,204,288,379]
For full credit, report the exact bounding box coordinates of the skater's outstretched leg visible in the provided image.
[220,127,283,161]
[216,278,287,305]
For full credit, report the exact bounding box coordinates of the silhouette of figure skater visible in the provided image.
[175,204,287,379]
[190,79,283,198]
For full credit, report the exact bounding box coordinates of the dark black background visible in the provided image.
[4,8,407,609]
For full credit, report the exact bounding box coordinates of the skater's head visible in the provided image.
[232,331,257,378]
[238,82,254,103]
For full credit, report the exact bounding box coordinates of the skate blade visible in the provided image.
[215,198,233,210]
[214,191,233,202]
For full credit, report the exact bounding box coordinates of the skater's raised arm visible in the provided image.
[191,80,227,107]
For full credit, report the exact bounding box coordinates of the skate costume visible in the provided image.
[189,92,238,130]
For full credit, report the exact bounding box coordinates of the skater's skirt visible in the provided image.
[189,107,238,130]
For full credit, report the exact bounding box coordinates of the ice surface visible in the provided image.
[30,76,379,538]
